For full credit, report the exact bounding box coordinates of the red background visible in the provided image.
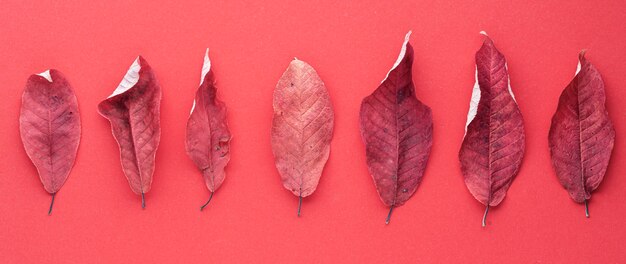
[1,1,625,263]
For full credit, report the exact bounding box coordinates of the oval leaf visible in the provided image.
[19,69,81,214]
[359,31,433,224]
[185,49,232,210]
[548,51,615,217]
[98,56,162,208]
[271,58,334,216]
[459,32,525,226]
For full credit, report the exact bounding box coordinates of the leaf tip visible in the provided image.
[37,69,53,82]
[585,200,590,218]
[200,48,212,85]
[479,30,488,36]
[109,56,142,98]
[382,31,413,82]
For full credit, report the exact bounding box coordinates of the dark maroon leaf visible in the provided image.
[359,32,433,224]
[548,51,615,217]
[459,32,525,226]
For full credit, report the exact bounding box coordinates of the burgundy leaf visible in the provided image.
[19,69,81,215]
[185,49,231,210]
[548,51,615,217]
[459,32,525,226]
[359,31,433,224]
[98,56,161,208]
[271,58,334,216]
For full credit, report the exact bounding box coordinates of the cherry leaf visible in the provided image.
[548,51,615,217]
[359,31,433,224]
[19,69,81,215]
[271,58,334,217]
[459,32,525,226]
[98,56,162,209]
[185,49,232,210]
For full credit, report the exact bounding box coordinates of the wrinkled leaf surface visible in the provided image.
[185,49,231,209]
[98,56,161,207]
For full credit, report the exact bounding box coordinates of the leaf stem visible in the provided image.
[385,206,394,225]
[48,193,56,215]
[482,205,490,227]
[585,200,589,218]
[297,194,302,217]
[141,192,145,209]
[200,192,214,211]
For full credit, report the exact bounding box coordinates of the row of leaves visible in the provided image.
[19,31,614,226]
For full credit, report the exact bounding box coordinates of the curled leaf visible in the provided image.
[19,69,81,215]
[185,49,231,210]
[98,56,161,208]
[459,32,525,226]
[548,51,615,217]
[359,31,433,224]
[271,58,334,216]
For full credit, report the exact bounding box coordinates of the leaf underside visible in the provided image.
[459,36,525,207]
[20,69,81,194]
[185,51,231,194]
[359,34,433,208]
[548,52,615,204]
[98,56,161,197]
[271,59,334,198]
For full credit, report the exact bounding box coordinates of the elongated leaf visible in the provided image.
[459,32,525,226]
[271,58,334,216]
[19,69,81,215]
[185,49,231,210]
[548,51,615,217]
[359,31,433,224]
[98,56,161,208]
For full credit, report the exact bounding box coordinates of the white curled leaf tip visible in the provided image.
[479,31,489,37]
[575,60,581,75]
[504,63,517,103]
[109,56,141,98]
[37,69,52,82]
[200,48,211,85]
[382,31,412,83]
[464,66,481,136]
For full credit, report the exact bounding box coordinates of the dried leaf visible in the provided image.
[359,31,433,224]
[271,58,334,216]
[459,32,525,226]
[185,49,231,210]
[548,51,615,217]
[19,69,81,215]
[98,56,161,208]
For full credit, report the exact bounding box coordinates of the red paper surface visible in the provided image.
[1,1,625,263]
